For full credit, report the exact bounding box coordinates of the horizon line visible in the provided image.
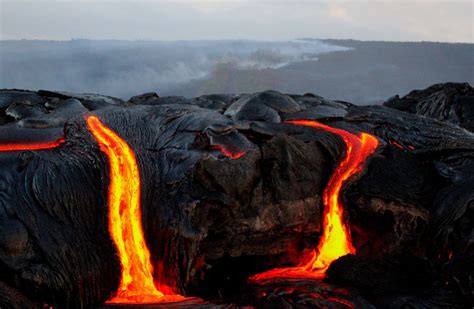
[0,38,473,44]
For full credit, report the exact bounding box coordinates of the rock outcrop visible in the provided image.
[384,82,474,132]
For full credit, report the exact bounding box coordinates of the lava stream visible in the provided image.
[250,120,379,282]
[86,116,184,304]
[0,139,64,152]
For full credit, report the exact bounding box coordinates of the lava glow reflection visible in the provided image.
[210,144,246,159]
[86,116,184,304]
[250,120,379,282]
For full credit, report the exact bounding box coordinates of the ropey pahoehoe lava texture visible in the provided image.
[0,83,473,308]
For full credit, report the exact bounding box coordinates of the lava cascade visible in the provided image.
[86,115,184,304]
[250,120,379,281]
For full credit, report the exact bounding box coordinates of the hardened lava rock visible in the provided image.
[0,83,473,308]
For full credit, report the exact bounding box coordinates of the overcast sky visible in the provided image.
[0,0,472,42]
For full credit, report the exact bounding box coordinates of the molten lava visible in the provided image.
[388,139,416,151]
[86,116,184,304]
[389,140,405,150]
[250,120,379,281]
[0,138,65,152]
[210,144,246,159]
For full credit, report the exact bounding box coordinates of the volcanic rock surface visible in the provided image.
[0,83,473,308]
[384,82,474,132]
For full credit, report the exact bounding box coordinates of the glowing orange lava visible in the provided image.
[250,120,379,282]
[389,139,415,151]
[86,115,185,304]
[0,138,65,152]
[210,144,246,159]
[389,140,405,150]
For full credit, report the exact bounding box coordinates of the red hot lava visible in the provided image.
[250,120,379,282]
[389,139,415,151]
[1,117,189,305]
[0,139,64,152]
[86,116,185,304]
[210,144,246,159]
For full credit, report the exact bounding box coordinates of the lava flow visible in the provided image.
[250,120,379,282]
[0,138,64,152]
[86,115,184,304]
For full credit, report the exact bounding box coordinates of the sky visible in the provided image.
[0,0,472,42]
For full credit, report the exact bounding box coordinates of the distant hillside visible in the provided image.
[170,40,473,104]
[1,39,472,104]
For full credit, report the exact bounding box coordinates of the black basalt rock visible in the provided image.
[0,83,472,308]
[384,82,474,132]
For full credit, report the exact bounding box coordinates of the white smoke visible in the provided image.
[0,39,350,98]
